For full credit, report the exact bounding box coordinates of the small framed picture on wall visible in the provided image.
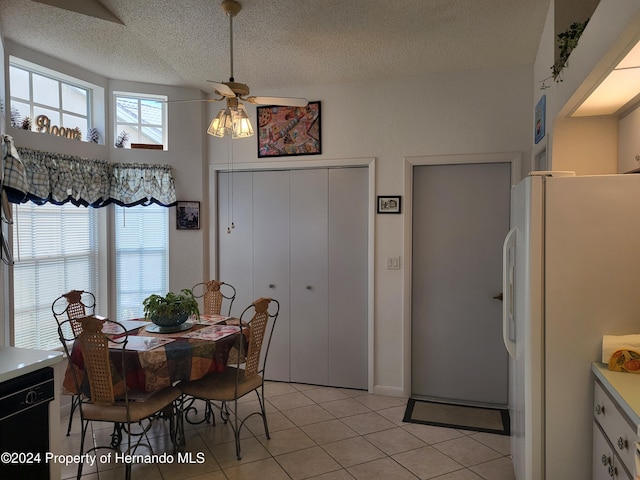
[176,201,200,230]
[377,196,402,214]
[535,95,546,144]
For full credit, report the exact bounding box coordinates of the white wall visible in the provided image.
[208,65,534,394]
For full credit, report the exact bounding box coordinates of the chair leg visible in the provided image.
[76,420,89,480]
[66,395,79,436]
[233,398,242,460]
[256,386,270,439]
[170,397,185,454]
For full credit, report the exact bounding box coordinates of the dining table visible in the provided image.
[63,314,244,398]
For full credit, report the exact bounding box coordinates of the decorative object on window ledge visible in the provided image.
[131,143,163,150]
[176,201,200,230]
[115,130,129,148]
[551,19,590,82]
[21,116,32,131]
[35,115,81,140]
[257,102,321,158]
[10,107,21,129]
[377,196,402,214]
[11,146,177,207]
[87,127,100,144]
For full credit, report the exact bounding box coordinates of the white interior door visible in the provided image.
[252,171,291,382]
[411,162,511,406]
[217,166,369,388]
[218,171,254,314]
[290,169,329,385]
[328,168,368,389]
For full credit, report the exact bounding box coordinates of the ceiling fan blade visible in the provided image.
[245,96,309,107]
[164,98,222,104]
[207,80,236,97]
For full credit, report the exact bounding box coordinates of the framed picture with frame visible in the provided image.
[176,201,200,230]
[377,196,402,214]
[257,101,321,157]
[535,95,546,144]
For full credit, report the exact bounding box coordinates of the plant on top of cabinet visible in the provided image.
[552,19,590,81]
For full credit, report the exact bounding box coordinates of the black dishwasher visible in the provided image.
[0,367,55,479]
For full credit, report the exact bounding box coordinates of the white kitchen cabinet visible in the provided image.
[593,422,630,480]
[217,168,368,389]
[618,106,640,173]
[592,363,640,480]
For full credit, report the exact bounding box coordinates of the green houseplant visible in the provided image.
[552,19,590,81]
[143,288,200,327]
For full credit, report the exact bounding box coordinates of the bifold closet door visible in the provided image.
[217,170,290,382]
[217,171,254,311]
[328,167,368,389]
[218,167,368,388]
[252,171,291,382]
[289,169,329,385]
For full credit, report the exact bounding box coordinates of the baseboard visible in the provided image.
[373,384,405,398]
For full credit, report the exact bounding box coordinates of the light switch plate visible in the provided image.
[386,257,401,269]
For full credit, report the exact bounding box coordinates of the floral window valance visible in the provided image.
[2,138,177,207]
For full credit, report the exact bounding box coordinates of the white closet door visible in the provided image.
[252,170,291,382]
[289,169,329,385]
[328,167,368,389]
[218,171,254,315]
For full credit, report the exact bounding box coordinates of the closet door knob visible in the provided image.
[269,284,275,289]
[306,285,313,290]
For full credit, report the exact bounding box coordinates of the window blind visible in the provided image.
[115,204,168,320]
[12,202,99,349]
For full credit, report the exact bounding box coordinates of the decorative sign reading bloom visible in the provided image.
[35,115,81,140]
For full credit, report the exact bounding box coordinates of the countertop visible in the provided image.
[592,362,640,431]
[0,345,64,383]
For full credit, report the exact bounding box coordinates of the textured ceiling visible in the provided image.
[0,0,550,97]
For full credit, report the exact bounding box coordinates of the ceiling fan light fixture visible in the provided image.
[207,108,232,137]
[207,104,254,139]
[231,104,254,138]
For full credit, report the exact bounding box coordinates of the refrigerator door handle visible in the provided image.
[502,228,517,359]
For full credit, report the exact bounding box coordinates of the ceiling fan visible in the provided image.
[191,0,308,110]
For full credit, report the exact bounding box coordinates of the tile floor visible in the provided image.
[59,382,515,479]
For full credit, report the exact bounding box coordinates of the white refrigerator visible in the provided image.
[503,172,640,480]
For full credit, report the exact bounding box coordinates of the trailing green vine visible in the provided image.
[552,19,590,82]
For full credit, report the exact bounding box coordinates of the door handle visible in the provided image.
[493,293,503,301]
[502,228,517,359]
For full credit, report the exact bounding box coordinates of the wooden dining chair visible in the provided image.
[179,297,280,460]
[192,280,236,316]
[58,315,183,480]
[52,289,96,436]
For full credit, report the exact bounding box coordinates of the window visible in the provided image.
[12,203,99,350]
[114,93,167,149]
[115,204,168,319]
[9,59,91,141]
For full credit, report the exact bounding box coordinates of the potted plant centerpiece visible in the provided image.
[143,289,200,329]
